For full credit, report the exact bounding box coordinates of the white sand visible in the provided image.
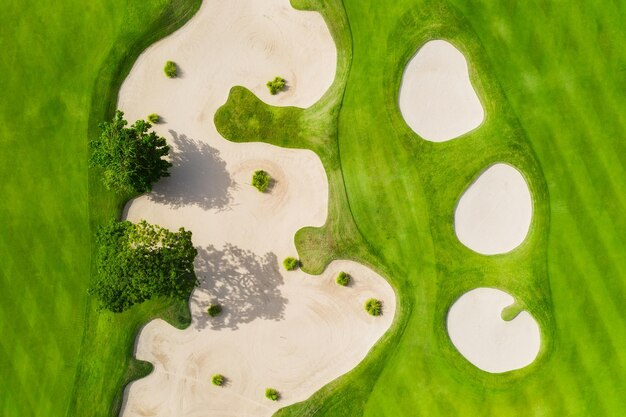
[454,163,533,255]
[398,40,485,142]
[446,288,541,373]
[117,0,396,416]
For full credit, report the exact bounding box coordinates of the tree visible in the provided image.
[90,110,172,194]
[90,219,198,313]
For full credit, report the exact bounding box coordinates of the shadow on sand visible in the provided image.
[149,130,234,211]
[194,244,287,330]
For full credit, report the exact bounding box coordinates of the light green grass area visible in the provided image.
[216,0,626,416]
[0,1,199,416]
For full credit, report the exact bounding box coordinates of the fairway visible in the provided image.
[2,0,626,416]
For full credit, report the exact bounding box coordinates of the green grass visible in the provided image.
[215,0,626,416]
[0,0,199,416]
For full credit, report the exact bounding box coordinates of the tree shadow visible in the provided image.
[148,130,234,211]
[193,244,287,330]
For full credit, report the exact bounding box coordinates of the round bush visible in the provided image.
[207,303,222,317]
[164,60,177,78]
[252,170,271,192]
[365,298,383,316]
[212,374,224,386]
[265,388,280,401]
[283,257,299,271]
[266,76,286,95]
[336,271,351,286]
[147,113,160,124]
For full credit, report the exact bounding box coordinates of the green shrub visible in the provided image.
[252,170,271,192]
[266,76,286,95]
[365,298,383,316]
[207,304,222,317]
[283,257,299,271]
[147,113,160,124]
[265,388,280,401]
[164,60,177,78]
[336,271,351,286]
[212,374,224,386]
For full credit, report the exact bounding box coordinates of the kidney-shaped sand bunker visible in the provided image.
[455,163,532,255]
[399,39,484,142]
[447,287,541,373]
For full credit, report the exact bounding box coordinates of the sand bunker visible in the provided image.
[447,287,541,373]
[454,163,532,255]
[398,40,484,142]
[117,0,395,416]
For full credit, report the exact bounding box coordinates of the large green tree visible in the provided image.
[90,220,198,313]
[90,110,172,194]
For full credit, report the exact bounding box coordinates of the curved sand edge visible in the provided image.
[399,39,484,142]
[454,163,533,255]
[447,287,541,373]
[116,0,396,416]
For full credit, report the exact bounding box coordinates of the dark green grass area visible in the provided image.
[0,1,199,416]
[216,0,626,416]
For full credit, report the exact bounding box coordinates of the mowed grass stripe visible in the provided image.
[448,0,626,413]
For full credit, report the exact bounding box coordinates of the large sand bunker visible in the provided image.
[447,287,541,373]
[117,0,396,416]
[454,163,533,255]
[398,40,484,142]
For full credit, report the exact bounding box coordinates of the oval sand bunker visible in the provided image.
[447,287,541,373]
[455,163,532,255]
[399,40,484,142]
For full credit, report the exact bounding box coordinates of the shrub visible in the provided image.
[266,76,286,95]
[164,60,177,78]
[252,170,271,192]
[265,388,280,401]
[283,257,299,271]
[365,298,383,316]
[336,271,351,286]
[147,113,160,124]
[212,374,224,386]
[207,304,222,317]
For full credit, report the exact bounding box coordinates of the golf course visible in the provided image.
[1,0,626,416]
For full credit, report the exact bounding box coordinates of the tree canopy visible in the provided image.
[90,219,198,313]
[90,110,172,194]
